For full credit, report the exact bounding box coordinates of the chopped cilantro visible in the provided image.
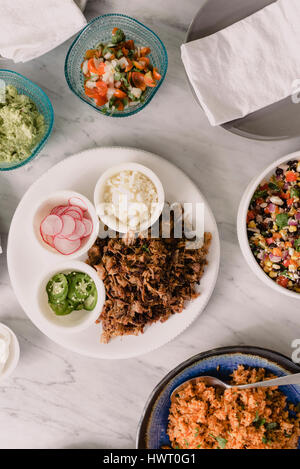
[111,28,125,44]
[276,213,289,229]
[209,433,227,449]
[265,422,278,431]
[294,238,300,253]
[253,411,266,428]
[262,436,271,445]
[251,189,268,202]
[268,182,280,191]
[290,186,300,198]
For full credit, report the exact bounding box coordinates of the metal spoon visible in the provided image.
[171,373,300,402]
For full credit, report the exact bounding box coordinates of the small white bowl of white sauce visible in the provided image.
[0,323,20,383]
[94,163,165,234]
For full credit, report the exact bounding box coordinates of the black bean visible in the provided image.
[287,160,298,170]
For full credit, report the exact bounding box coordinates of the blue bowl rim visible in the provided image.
[136,345,300,449]
[64,13,168,118]
[0,69,54,171]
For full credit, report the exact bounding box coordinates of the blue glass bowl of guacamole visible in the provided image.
[0,70,54,171]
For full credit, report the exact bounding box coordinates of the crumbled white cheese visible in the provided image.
[102,170,158,230]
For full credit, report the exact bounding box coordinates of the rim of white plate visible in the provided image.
[7,147,220,359]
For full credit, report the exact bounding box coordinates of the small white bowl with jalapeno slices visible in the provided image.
[37,261,105,334]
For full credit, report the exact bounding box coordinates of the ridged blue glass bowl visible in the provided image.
[0,70,54,171]
[64,14,168,117]
[137,346,300,449]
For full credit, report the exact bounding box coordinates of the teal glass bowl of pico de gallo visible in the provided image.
[64,14,168,117]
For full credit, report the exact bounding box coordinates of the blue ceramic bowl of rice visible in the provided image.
[137,346,300,449]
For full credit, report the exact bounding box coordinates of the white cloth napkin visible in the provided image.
[181,0,300,126]
[0,0,87,63]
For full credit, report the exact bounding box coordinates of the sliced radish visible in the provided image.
[69,197,88,212]
[59,214,76,238]
[82,218,93,237]
[68,219,86,240]
[68,205,84,216]
[44,235,55,247]
[40,228,55,247]
[41,214,63,236]
[65,208,82,220]
[53,237,81,255]
[51,205,69,217]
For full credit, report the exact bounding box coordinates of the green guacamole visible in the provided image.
[0,85,45,163]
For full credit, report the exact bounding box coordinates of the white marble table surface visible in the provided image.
[0,0,300,449]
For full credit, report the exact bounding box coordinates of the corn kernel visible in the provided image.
[269,271,277,278]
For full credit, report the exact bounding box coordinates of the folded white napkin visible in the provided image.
[181,0,300,126]
[0,0,87,63]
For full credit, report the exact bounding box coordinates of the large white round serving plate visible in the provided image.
[7,147,220,359]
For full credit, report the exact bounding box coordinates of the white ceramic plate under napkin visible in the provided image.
[7,147,220,359]
[182,0,300,127]
[185,0,300,140]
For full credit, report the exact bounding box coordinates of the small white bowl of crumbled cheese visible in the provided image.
[0,324,20,383]
[94,163,165,233]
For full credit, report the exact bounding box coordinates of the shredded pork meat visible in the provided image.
[87,214,212,343]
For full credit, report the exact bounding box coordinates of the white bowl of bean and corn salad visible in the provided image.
[237,152,300,299]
